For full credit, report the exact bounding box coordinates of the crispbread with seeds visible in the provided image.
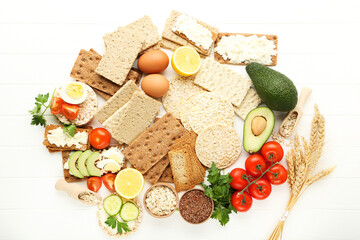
[123,113,188,174]
[103,91,161,144]
[162,10,218,56]
[214,32,278,66]
[159,164,174,183]
[94,89,112,100]
[162,75,206,119]
[194,58,252,107]
[43,125,92,152]
[184,92,234,134]
[195,124,241,169]
[160,38,207,58]
[234,88,262,120]
[143,155,170,185]
[94,81,139,124]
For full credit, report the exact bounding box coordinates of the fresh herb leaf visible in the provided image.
[29,90,55,127]
[35,93,50,104]
[31,114,47,127]
[117,222,131,234]
[105,216,117,229]
[105,216,131,235]
[63,123,77,137]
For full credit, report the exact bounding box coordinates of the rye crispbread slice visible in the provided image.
[94,81,140,124]
[234,88,262,120]
[214,33,278,66]
[94,89,112,100]
[168,145,195,192]
[103,91,161,145]
[43,125,92,152]
[123,113,188,174]
[159,164,174,183]
[194,58,252,107]
[143,155,170,185]
[162,10,219,56]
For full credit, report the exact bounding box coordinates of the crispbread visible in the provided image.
[195,124,241,169]
[162,75,206,119]
[214,33,278,66]
[184,92,234,134]
[138,42,161,56]
[162,10,219,56]
[160,38,207,58]
[143,155,170,185]
[194,58,252,107]
[103,16,161,53]
[96,28,143,85]
[94,89,112,100]
[103,91,161,145]
[234,88,262,120]
[123,113,188,174]
[159,164,174,183]
[94,81,139,124]
[43,125,92,152]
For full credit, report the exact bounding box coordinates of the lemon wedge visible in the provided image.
[114,168,144,199]
[171,46,201,76]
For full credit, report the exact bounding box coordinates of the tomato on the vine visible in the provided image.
[245,154,267,177]
[231,191,253,212]
[249,178,272,200]
[230,168,250,190]
[261,141,284,163]
[265,164,288,185]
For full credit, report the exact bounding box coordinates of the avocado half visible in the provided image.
[243,107,275,154]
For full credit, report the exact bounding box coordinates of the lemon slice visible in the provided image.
[114,168,144,199]
[171,46,201,76]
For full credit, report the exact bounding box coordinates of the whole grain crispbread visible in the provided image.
[123,113,188,174]
[94,81,140,124]
[159,164,174,183]
[160,38,207,58]
[214,32,278,66]
[94,89,112,100]
[143,155,170,185]
[194,58,252,107]
[234,88,262,120]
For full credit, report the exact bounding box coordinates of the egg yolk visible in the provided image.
[65,83,84,99]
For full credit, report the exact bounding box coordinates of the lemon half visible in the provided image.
[114,168,144,199]
[171,46,201,76]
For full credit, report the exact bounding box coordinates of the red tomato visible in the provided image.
[87,177,102,192]
[61,103,79,120]
[245,154,267,177]
[51,97,64,115]
[249,178,272,200]
[231,191,253,212]
[102,173,116,191]
[261,141,284,163]
[230,168,250,190]
[89,128,111,149]
[265,164,288,185]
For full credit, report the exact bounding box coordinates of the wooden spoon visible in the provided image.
[55,179,102,205]
[279,87,312,137]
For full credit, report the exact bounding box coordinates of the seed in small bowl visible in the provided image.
[144,183,178,218]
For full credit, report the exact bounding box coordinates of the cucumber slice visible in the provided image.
[120,202,139,222]
[103,195,122,216]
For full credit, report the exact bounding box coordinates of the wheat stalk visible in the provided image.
[286,151,295,191]
[306,166,336,186]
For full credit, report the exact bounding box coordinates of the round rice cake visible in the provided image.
[55,83,97,126]
[186,92,234,134]
[196,123,241,169]
[162,76,205,119]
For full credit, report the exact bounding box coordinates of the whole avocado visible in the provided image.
[246,62,298,111]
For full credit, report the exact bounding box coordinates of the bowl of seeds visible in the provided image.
[179,188,214,224]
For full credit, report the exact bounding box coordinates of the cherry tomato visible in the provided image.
[89,128,111,149]
[231,191,253,212]
[265,164,288,185]
[51,97,64,115]
[61,103,79,120]
[87,177,102,192]
[249,178,272,200]
[230,168,250,190]
[261,141,284,163]
[102,173,116,191]
[245,154,267,177]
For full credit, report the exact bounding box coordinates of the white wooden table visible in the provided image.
[1,0,359,239]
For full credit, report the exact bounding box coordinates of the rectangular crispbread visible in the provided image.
[143,155,170,185]
[94,81,139,124]
[214,33,278,66]
[103,91,161,145]
[43,125,92,152]
[194,58,252,107]
[162,10,218,56]
[234,88,262,120]
[94,89,112,100]
[160,38,207,58]
[168,145,195,192]
[123,113,188,174]
[159,164,174,183]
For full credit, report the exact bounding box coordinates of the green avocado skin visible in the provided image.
[246,62,298,111]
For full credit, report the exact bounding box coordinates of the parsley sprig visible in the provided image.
[63,123,77,137]
[202,162,237,226]
[29,89,55,127]
[105,216,131,235]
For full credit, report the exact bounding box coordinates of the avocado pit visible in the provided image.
[251,116,267,136]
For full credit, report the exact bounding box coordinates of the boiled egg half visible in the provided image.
[59,82,88,104]
[96,147,124,174]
